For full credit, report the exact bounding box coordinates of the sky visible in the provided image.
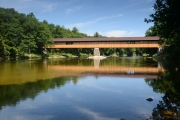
[0,0,155,37]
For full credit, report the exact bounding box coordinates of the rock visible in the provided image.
[146,98,153,102]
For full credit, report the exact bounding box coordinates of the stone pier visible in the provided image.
[94,48,100,56]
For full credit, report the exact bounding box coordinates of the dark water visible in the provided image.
[0,57,179,120]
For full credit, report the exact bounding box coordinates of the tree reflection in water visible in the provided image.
[0,76,78,110]
[145,61,180,120]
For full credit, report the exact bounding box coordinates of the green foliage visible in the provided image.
[0,7,54,59]
[145,0,180,59]
[49,25,87,38]
[100,48,155,57]
[93,32,106,38]
[72,27,79,34]
[0,36,17,59]
[94,32,99,37]
[145,26,158,37]
[145,0,180,39]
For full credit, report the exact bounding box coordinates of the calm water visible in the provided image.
[0,57,179,120]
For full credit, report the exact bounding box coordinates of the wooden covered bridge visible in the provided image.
[47,36,161,49]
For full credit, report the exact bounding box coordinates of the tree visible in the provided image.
[94,32,99,37]
[0,36,17,59]
[72,27,79,34]
[145,26,158,37]
[145,0,180,58]
[35,22,53,53]
[145,0,180,40]
[19,39,37,54]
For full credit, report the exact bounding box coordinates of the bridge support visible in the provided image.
[94,48,100,56]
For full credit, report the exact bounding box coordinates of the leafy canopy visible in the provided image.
[145,0,180,40]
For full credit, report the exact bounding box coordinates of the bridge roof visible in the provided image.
[54,36,160,42]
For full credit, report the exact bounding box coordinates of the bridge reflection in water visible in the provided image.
[0,59,164,85]
[49,58,164,79]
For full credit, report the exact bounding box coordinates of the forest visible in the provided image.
[0,7,157,60]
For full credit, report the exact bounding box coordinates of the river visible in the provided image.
[0,57,179,120]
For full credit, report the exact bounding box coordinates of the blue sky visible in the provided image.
[0,0,155,37]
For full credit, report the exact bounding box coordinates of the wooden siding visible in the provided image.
[48,43,160,48]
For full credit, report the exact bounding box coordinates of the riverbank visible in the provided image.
[0,53,158,61]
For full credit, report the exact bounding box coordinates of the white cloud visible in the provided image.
[0,0,60,13]
[77,107,119,120]
[66,9,74,14]
[66,6,82,14]
[84,84,122,93]
[66,14,123,29]
[137,7,153,12]
[120,0,153,10]
[104,30,138,37]
[77,29,139,38]
[113,14,123,17]
[146,0,154,3]
[69,21,93,28]
[80,29,95,36]
[42,3,57,12]
[127,30,137,35]
[11,115,54,120]
[66,93,82,101]
[105,30,127,37]
[18,0,34,2]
